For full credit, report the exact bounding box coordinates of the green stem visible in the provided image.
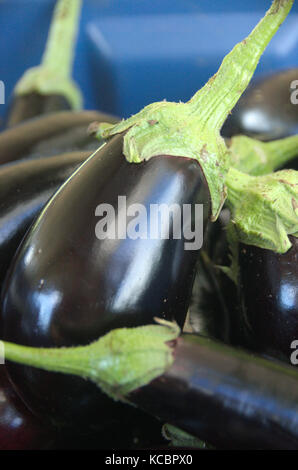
[3,341,89,378]
[41,0,82,79]
[93,0,294,220]
[0,320,179,402]
[230,134,298,175]
[14,0,83,109]
[188,0,294,131]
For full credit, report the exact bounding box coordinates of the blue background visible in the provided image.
[0,0,297,121]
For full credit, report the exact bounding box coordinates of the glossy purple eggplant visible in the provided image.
[1,133,210,428]
[222,69,298,141]
[0,365,52,450]
[238,236,298,363]
[130,332,298,450]
[0,151,90,303]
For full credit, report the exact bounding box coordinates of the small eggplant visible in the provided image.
[225,168,298,364]
[222,68,298,141]
[1,133,210,427]
[238,236,298,362]
[3,322,298,450]
[0,365,53,450]
[0,110,117,165]
[0,150,90,301]
[7,0,82,127]
[1,0,293,430]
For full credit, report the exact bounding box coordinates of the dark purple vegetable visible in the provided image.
[222,68,298,141]
[0,150,90,303]
[1,0,293,435]
[0,110,117,165]
[0,366,52,450]
[3,326,298,450]
[238,236,298,363]
[130,332,298,450]
[1,133,209,427]
[223,165,298,364]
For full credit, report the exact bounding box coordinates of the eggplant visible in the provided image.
[0,110,117,165]
[238,236,298,363]
[1,0,293,433]
[131,332,298,450]
[3,323,298,450]
[1,133,210,427]
[224,167,298,364]
[7,0,82,127]
[0,365,53,450]
[0,150,90,302]
[222,68,298,141]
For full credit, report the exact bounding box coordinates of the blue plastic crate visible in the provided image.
[0,0,297,121]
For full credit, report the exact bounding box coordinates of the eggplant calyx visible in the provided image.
[93,0,293,220]
[1,319,180,402]
[14,0,82,109]
[15,69,82,110]
[226,168,298,254]
[229,134,298,176]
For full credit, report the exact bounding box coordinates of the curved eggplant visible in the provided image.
[1,133,210,427]
[0,110,117,165]
[238,236,298,363]
[222,69,298,141]
[0,151,90,301]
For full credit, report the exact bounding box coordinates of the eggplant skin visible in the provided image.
[131,333,298,450]
[7,93,71,128]
[1,133,210,428]
[238,236,298,363]
[222,69,298,141]
[0,151,90,305]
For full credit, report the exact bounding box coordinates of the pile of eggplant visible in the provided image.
[0,0,298,450]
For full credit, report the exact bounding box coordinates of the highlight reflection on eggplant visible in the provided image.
[238,236,298,362]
